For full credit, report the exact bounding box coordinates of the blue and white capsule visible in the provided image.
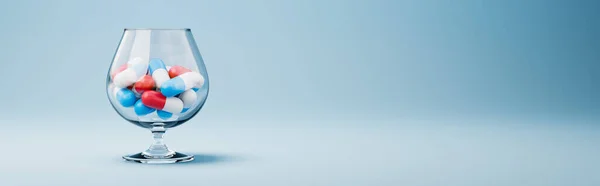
[113,57,149,88]
[148,58,170,87]
[134,99,155,116]
[160,72,204,97]
[114,87,137,107]
[178,89,198,109]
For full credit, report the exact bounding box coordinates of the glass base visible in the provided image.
[123,152,194,164]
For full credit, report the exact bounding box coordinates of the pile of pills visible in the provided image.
[110,57,204,119]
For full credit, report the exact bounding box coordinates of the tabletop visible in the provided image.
[1,118,598,186]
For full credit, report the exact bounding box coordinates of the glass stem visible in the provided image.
[142,123,175,158]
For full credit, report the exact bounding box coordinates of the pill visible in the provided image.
[114,87,137,107]
[141,91,184,113]
[110,64,133,89]
[110,64,128,80]
[148,59,170,87]
[181,108,190,113]
[132,75,155,95]
[157,110,173,119]
[168,65,191,78]
[134,99,155,116]
[167,66,205,89]
[178,89,197,108]
[113,57,149,88]
[160,72,204,97]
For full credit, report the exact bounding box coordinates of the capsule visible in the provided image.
[111,64,133,89]
[178,89,197,108]
[134,99,155,116]
[148,59,170,87]
[110,64,128,80]
[114,87,137,107]
[132,75,155,96]
[160,72,204,97]
[141,91,184,113]
[113,57,149,88]
[181,108,190,113]
[168,66,205,89]
[168,65,191,78]
[157,110,173,119]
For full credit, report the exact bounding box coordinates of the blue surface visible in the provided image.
[1,119,599,186]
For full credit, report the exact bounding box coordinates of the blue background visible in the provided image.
[0,0,599,185]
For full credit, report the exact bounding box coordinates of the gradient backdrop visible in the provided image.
[0,0,598,186]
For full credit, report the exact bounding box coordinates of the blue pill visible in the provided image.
[192,87,199,92]
[134,99,155,116]
[157,110,173,119]
[160,77,186,97]
[181,108,189,113]
[115,88,137,107]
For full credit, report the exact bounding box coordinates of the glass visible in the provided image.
[106,28,209,163]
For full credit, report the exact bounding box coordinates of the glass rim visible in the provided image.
[124,28,191,31]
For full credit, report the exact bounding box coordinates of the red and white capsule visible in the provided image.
[168,65,204,88]
[141,91,183,114]
[168,65,191,78]
[132,75,156,96]
[113,57,149,88]
[110,64,128,80]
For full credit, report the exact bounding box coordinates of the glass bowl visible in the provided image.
[106,28,209,164]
